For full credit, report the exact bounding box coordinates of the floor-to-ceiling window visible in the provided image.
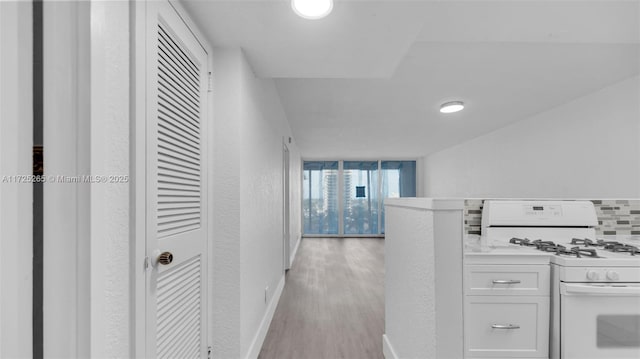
[303,160,416,236]
[380,160,416,233]
[303,161,339,234]
[343,161,379,235]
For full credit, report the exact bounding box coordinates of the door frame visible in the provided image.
[132,1,215,357]
[132,1,147,357]
[0,1,33,357]
[282,142,290,270]
[41,1,92,356]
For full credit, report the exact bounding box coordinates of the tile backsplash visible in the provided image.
[592,200,640,236]
[463,199,640,237]
[464,199,484,236]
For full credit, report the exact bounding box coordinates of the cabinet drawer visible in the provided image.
[465,265,550,296]
[465,296,550,358]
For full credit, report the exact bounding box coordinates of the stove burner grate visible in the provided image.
[568,247,599,258]
[511,237,602,258]
[570,238,599,247]
[509,236,640,257]
[604,244,640,256]
[569,238,640,256]
[509,237,535,246]
[509,238,555,248]
[538,244,565,252]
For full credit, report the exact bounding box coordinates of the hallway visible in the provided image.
[258,237,385,359]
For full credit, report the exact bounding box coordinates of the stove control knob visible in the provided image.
[586,270,600,281]
[606,270,620,281]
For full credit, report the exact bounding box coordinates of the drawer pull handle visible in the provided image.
[492,280,521,285]
[491,324,520,330]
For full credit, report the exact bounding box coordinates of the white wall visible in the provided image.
[211,48,302,359]
[0,2,33,357]
[423,76,640,198]
[384,199,464,359]
[238,51,285,358]
[89,2,131,357]
[210,48,243,359]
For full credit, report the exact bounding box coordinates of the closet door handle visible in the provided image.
[158,252,174,265]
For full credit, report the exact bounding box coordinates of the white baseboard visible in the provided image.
[383,334,399,359]
[289,235,301,268]
[245,274,286,359]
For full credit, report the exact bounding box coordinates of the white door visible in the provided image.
[145,2,209,358]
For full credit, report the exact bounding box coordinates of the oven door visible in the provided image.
[560,283,640,359]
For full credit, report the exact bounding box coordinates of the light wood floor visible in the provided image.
[258,237,385,359]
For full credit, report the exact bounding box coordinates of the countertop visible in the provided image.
[384,197,464,211]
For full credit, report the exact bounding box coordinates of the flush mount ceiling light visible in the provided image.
[440,101,465,114]
[292,0,334,20]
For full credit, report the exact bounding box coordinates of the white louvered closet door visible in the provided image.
[145,2,208,358]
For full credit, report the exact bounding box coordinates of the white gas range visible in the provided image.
[466,200,640,359]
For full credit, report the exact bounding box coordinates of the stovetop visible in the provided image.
[465,235,640,267]
[508,237,640,258]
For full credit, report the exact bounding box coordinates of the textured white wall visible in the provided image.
[423,76,640,198]
[384,199,465,359]
[211,48,243,359]
[238,52,285,357]
[89,1,131,357]
[212,48,302,359]
[385,206,436,358]
[0,2,33,357]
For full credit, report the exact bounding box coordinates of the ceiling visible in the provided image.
[182,0,640,158]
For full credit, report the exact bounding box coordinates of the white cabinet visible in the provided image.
[466,265,550,296]
[464,264,550,358]
[465,296,550,358]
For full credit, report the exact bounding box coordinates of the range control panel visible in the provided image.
[482,200,598,228]
[524,205,562,217]
[561,266,640,282]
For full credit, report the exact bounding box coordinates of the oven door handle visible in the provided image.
[561,283,640,296]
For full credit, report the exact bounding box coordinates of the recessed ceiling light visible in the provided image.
[440,101,465,114]
[292,0,333,20]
